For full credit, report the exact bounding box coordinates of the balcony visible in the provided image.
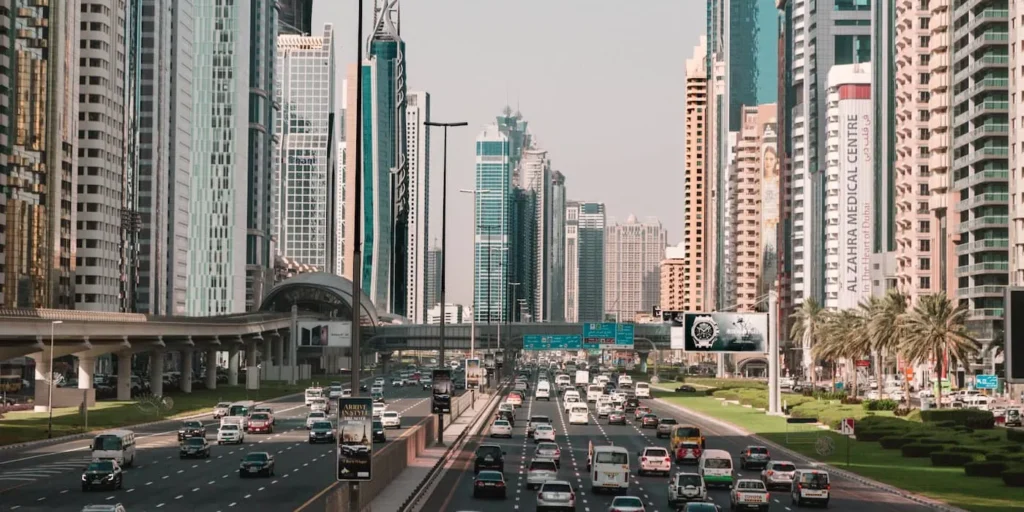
[967,308,1004,320]
[952,169,1008,190]
[957,215,1009,233]
[956,192,1008,211]
[955,238,1009,255]
[969,77,1009,97]
[964,32,1009,54]
[954,261,1009,277]
[970,100,1009,117]
[966,9,1010,35]
[968,55,1010,77]
[956,286,1007,299]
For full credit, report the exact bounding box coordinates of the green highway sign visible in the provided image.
[524,334,582,350]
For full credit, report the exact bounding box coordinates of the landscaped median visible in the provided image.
[0,379,318,447]
[653,380,1024,512]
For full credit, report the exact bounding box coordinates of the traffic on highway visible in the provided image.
[419,359,938,512]
[0,377,437,512]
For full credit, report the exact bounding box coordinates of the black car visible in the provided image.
[308,421,335,444]
[472,470,507,499]
[81,460,123,491]
[180,437,211,459]
[624,397,640,412]
[372,420,387,443]
[177,420,205,441]
[359,384,368,392]
[676,385,698,393]
[239,452,275,478]
[473,444,506,473]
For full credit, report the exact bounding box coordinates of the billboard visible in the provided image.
[760,126,779,300]
[432,369,453,413]
[297,321,352,347]
[1007,288,1024,383]
[337,397,373,481]
[465,359,482,390]
[681,312,769,353]
[484,352,495,369]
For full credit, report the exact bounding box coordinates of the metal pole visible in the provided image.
[470,196,477,358]
[350,0,364,507]
[768,290,781,414]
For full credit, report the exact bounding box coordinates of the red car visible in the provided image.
[247,412,274,433]
[640,413,659,428]
[633,406,652,421]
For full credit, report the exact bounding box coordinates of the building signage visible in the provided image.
[836,82,873,309]
[336,397,373,481]
[681,312,769,353]
[583,323,634,349]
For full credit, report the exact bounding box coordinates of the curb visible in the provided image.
[654,397,971,512]
[0,391,304,453]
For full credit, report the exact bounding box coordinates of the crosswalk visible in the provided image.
[0,455,91,483]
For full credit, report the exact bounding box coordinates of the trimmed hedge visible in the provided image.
[986,453,1024,463]
[919,409,995,429]
[1002,469,1024,487]
[930,451,977,467]
[1008,429,1024,443]
[902,443,948,458]
[945,446,991,455]
[879,436,914,449]
[863,399,899,411]
[857,429,904,442]
[964,461,1009,477]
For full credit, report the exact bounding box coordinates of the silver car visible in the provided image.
[760,460,797,490]
[537,480,576,511]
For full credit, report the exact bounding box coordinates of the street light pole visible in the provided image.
[424,119,468,447]
[490,247,508,375]
[349,1,364,508]
[459,188,492,360]
[47,320,63,438]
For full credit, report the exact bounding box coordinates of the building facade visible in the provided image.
[684,36,709,313]
[564,201,605,323]
[427,303,464,325]
[405,91,430,323]
[1012,0,1024,287]
[604,216,667,321]
[520,148,551,321]
[278,0,313,35]
[928,0,957,298]
[660,242,687,311]
[425,244,442,311]
[0,0,9,307]
[548,171,567,321]
[275,26,337,271]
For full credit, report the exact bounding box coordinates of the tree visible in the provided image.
[790,298,827,384]
[859,290,908,398]
[814,309,869,396]
[899,293,980,409]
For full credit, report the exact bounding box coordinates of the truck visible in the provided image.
[574,370,589,387]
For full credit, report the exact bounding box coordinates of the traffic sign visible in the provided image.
[583,323,635,349]
[975,374,998,390]
[840,418,855,436]
[524,334,582,350]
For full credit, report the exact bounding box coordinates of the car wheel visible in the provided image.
[117,476,123,489]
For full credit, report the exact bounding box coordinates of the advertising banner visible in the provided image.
[495,351,505,368]
[681,312,769,353]
[297,321,352,347]
[432,369,453,413]
[835,79,873,310]
[336,397,372,481]
[759,126,780,300]
[484,352,495,369]
[1007,288,1023,383]
[465,359,482,390]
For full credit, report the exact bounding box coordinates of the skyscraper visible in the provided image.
[604,216,667,321]
[548,171,567,321]
[927,0,956,299]
[0,0,10,307]
[685,36,709,312]
[660,243,687,311]
[425,244,442,311]
[564,201,606,323]
[520,148,551,321]
[278,0,313,35]
[406,91,430,323]
[1012,1,1024,287]
[275,25,337,271]
[131,0,195,316]
[1,2,79,308]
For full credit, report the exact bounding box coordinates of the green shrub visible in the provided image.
[863,399,899,411]
[879,436,915,449]
[967,433,999,443]
[919,409,995,429]
[902,443,947,458]
[1008,429,1024,443]
[964,461,1009,477]
[841,397,862,405]
[857,429,903,442]
[1001,469,1024,487]
[930,451,977,467]
[952,425,975,434]
[944,446,990,455]
[987,453,1024,463]
[893,407,913,417]
[933,420,958,429]
[988,443,1024,454]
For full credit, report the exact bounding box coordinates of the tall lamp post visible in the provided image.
[507,282,519,367]
[47,320,63,438]
[489,246,508,375]
[348,1,365,509]
[424,119,468,446]
[459,188,492,359]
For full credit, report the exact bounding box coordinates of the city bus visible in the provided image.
[91,430,136,467]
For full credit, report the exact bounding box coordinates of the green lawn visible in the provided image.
[662,395,1024,512]
[0,380,315,446]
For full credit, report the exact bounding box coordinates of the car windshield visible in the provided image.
[676,474,702,487]
[310,412,325,418]
[477,446,502,458]
[494,420,510,427]
[645,448,668,457]
[186,438,206,446]
[221,424,238,431]
[372,421,383,429]
[612,497,643,507]
[798,473,829,489]
[216,402,231,408]
[530,460,557,471]
[538,442,558,450]
[737,480,765,490]
[86,461,114,472]
[244,453,269,462]
[659,418,678,424]
[772,463,797,472]
[530,416,550,423]
[684,504,718,512]
[594,451,628,464]
[183,421,202,428]
[477,471,503,481]
[541,482,572,493]
[250,413,269,420]
[313,422,332,429]
[92,435,122,451]
[536,424,552,431]
[705,458,731,469]
[748,447,769,454]
[674,427,701,437]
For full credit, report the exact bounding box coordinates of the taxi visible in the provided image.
[671,425,706,450]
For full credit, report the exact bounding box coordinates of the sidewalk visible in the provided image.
[368,390,494,511]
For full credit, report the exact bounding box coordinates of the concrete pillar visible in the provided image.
[149,350,165,397]
[78,356,95,389]
[205,347,218,390]
[181,348,193,393]
[273,336,284,366]
[262,337,272,365]
[117,352,132,400]
[638,352,649,374]
[31,353,53,412]
[381,352,392,376]
[247,341,258,367]
[228,345,239,386]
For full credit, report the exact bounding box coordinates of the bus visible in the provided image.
[91,430,136,466]
[590,445,630,493]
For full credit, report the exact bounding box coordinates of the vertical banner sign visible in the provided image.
[759,126,780,300]
[1007,288,1023,383]
[432,369,453,413]
[484,352,495,369]
[337,397,373,481]
[465,358,482,390]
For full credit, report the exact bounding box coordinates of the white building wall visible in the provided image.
[406,91,430,323]
[427,303,464,325]
[564,203,580,322]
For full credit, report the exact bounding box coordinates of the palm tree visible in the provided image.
[899,293,980,409]
[790,298,827,385]
[859,290,908,398]
[815,309,869,396]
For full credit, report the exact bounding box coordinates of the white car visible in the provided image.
[370,385,384,394]
[305,411,328,429]
[328,386,343,399]
[526,458,559,489]
[341,388,352,398]
[372,404,385,418]
[791,470,830,507]
[391,378,404,387]
[563,396,581,413]
[668,472,707,506]
[381,411,401,429]
[597,402,613,417]
[489,419,513,438]
[638,446,671,476]
[761,460,797,490]
[217,423,244,444]
[374,378,386,386]
[533,424,556,443]
[213,402,231,419]
[537,480,576,510]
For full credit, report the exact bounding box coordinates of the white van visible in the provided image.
[569,404,590,425]
[91,430,136,467]
[791,469,830,506]
[587,384,604,403]
[536,381,551,401]
[698,448,733,488]
[304,387,324,406]
[635,382,651,398]
[590,445,630,493]
[618,374,633,386]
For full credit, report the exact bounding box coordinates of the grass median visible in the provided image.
[658,394,1024,512]
[0,380,316,447]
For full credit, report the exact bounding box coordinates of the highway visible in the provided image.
[0,381,436,512]
[422,373,936,512]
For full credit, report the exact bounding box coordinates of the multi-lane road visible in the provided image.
[423,373,936,512]
[0,381,436,512]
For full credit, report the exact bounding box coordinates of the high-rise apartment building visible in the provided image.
[425,244,442,311]
[720,132,739,303]
[927,0,957,297]
[0,0,10,306]
[564,201,605,322]
[1012,0,1024,286]
[427,303,464,325]
[784,0,872,311]
[275,25,337,271]
[131,0,194,316]
[520,148,551,321]
[75,0,127,312]
[278,0,313,35]
[336,104,347,277]
[1,3,79,308]
[684,36,709,313]
[823,64,873,309]
[660,242,687,311]
[406,91,430,323]
[548,171,567,322]
[950,0,1011,343]
[604,216,667,321]
[729,104,777,312]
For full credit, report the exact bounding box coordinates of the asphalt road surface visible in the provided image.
[0,381,436,512]
[422,373,935,512]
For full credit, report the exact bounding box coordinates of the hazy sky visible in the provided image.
[314,0,705,306]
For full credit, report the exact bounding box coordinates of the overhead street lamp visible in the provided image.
[424,120,468,446]
[459,188,493,359]
[47,320,63,438]
[489,246,508,365]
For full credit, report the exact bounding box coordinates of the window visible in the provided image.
[919,276,931,290]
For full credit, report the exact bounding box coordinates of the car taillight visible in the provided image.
[664,457,671,463]
[767,470,774,476]
[570,492,575,501]
[476,481,485,487]
[826,484,831,490]
[495,481,505,487]
[641,457,647,462]
[694,449,702,457]
[766,492,771,500]
[678,448,688,457]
